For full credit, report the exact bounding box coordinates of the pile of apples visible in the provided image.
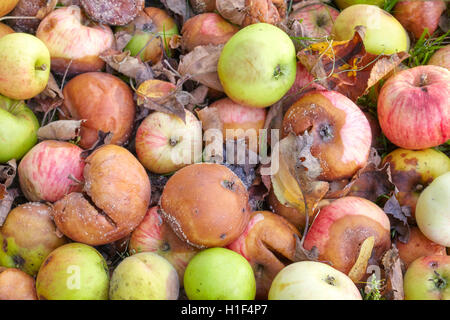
[0,0,449,301]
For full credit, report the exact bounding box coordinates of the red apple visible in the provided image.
[428,45,450,71]
[289,3,339,39]
[377,65,450,150]
[18,140,85,203]
[282,90,372,181]
[128,206,199,285]
[36,6,115,75]
[303,196,391,276]
[393,0,446,40]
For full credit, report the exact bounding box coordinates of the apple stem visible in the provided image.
[35,64,47,72]
[430,271,447,290]
[419,73,428,87]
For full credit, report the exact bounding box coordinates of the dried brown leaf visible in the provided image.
[100,49,153,83]
[293,234,319,262]
[0,188,18,226]
[0,160,17,189]
[37,120,84,141]
[383,190,411,243]
[382,246,405,300]
[216,0,246,25]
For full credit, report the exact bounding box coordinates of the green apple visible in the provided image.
[268,261,362,300]
[0,33,50,100]
[184,247,256,300]
[332,4,410,55]
[218,23,297,108]
[416,171,450,247]
[0,94,39,163]
[404,255,449,300]
[110,252,179,300]
[334,0,385,10]
[36,243,109,300]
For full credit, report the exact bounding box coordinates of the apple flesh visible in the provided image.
[36,243,109,300]
[377,65,450,150]
[0,32,50,100]
[36,6,114,75]
[428,45,450,71]
[332,4,410,55]
[110,252,179,300]
[0,95,39,163]
[403,255,449,300]
[184,247,256,300]
[268,261,362,300]
[0,203,67,276]
[0,0,19,17]
[0,267,37,300]
[218,23,297,108]
[135,109,202,174]
[415,172,450,247]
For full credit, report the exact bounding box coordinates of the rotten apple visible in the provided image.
[0,0,19,17]
[81,0,145,26]
[0,267,37,300]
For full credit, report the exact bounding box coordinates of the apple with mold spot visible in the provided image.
[36,6,114,75]
[282,89,372,181]
[377,65,450,150]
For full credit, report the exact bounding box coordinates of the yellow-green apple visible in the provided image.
[36,243,109,300]
[184,247,256,300]
[0,23,14,38]
[218,23,297,108]
[0,33,50,100]
[0,267,37,300]
[334,0,384,10]
[120,7,179,65]
[289,3,339,39]
[36,6,114,75]
[396,226,447,268]
[0,0,19,17]
[109,252,179,300]
[377,65,450,150]
[60,72,136,149]
[181,13,239,52]
[332,4,410,55]
[403,255,449,300]
[0,203,67,276]
[428,45,450,71]
[282,90,372,181]
[268,261,362,300]
[227,211,300,299]
[393,0,446,40]
[382,148,450,217]
[303,196,391,276]
[128,206,199,285]
[415,172,450,247]
[135,110,202,174]
[0,95,39,163]
[18,140,85,202]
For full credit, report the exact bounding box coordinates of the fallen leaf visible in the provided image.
[37,120,84,141]
[382,246,405,300]
[100,49,153,83]
[160,0,189,23]
[0,188,18,226]
[80,131,114,159]
[293,234,319,262]
[0,160,17,189]
[35,0,58,19]
[383,190,411,243]
[197,107,223,163]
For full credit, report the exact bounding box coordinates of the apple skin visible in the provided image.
[0,267,37,300]
[218,23,297,108]
[135,109,202,174]
[403,255,450,300]
[128,206,199,285]
[303,196,391,275]
[0,33,50,100]
[18,140,85,202]
[184,247,256,300]
[289,3,339,39]
[0,95,39,163]
[428,45,450,71]
[415,172,450,247]
[0,0,19,17]
[36,243,110,300]
[268,261,362,300]
[377,65,450,150]
[332,4,410,55]
[110,252,179,300]
[0,23,14,38]
[382,148,450,218]
[36,6,114,75]
[334,0,384,10]
[396,227,447,269]
[121,7,179,65]
[393,0,446,40]
[282,90,372,181]
[0,203,67,276]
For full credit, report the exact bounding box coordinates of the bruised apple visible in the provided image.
[282,90,372,181]
[227,211,300,299]
[36,6,114,75]
[382,148,450,217]
[60,72,136,149]
[303,196,391,275]
[128,206,199,284]
[0,267,37,300]
[160,163,250,248]
[0,203,67,276]
[52,145,151,246]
